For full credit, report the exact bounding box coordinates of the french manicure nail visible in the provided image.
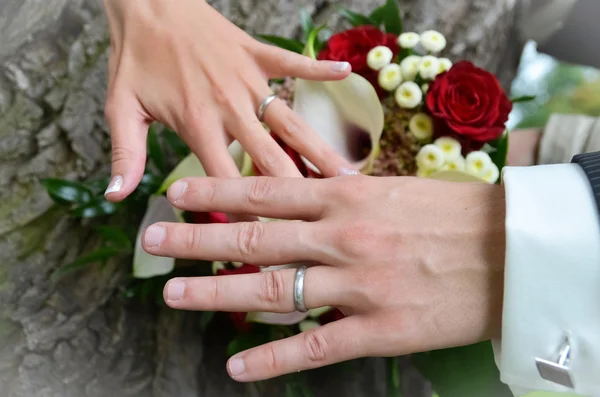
[167,280,185,301]
[144,225,166,247]
[169,180,187,202]
[104,175,123,196]
[331,61,350,72]
[228,357,245,378]
[337,167,360,176]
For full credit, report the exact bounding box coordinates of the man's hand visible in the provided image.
[142,175,506,381]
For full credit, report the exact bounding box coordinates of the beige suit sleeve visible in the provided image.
[538,114,600,165]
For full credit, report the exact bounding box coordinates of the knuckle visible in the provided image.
[237,222,264,258]
[111,145,135,165]
[303,329,329,363]
[246,178,272,206]
[185,225,202,251]
[334,222,374,258]
[264,343,279,373]
[259,270,286,305]
[209,277,221,302]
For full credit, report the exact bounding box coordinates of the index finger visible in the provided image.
[167,176,329,220]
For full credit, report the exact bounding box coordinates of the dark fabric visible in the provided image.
[572,151,600,215]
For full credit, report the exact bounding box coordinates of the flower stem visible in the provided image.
[386,357,404,397]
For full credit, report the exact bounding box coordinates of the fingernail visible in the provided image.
[166,279,185,301]
[144,225,166,247]
[228,357,245,378]
[169,180,187,202]
[337,167,360,176]
[104,175,123,196]
[331,61,350,72]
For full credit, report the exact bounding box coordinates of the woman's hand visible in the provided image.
[102,0,356,200]
[142,175,506,381]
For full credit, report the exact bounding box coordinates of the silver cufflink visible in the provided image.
[535,337,574,389]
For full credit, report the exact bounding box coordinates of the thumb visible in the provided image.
[104,97,150,202]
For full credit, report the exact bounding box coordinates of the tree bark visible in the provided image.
[0,1,524,396]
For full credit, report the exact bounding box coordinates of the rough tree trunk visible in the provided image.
[0,1,525,396]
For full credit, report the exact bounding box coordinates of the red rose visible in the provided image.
[318,26,399,96]
[426,61,512,143]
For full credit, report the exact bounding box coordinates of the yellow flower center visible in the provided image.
[386,70,397,79]
[474,160,484,170]
[447,163,457,170]
[427,153,436,162]
[402,90,413,98]
[423,60,432,67]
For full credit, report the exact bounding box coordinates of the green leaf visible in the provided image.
[412,342,512,397]
[510,95,536,103]
[382,0,403,35]
[227,331,272,357]
[52,247,122,280]
[41,178,93,205]
[339,8,377,27]
[95,226,132,249]
[148,125,168,175]
[199,311,215,333]
[72,199,120,218]
[489,131,509,171]
[300,8,314,42]
[163,129,190,159]
[85,177,111,195]
[256,35,304,54]
[135,173,163,197]
[369,5,387,25]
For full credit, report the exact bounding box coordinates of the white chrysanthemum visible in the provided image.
[367,46,393,70]
[421,83,429,93]
[416,144,445,170]
[395,81,422,109]
[378,63,403,91]
[441,156,466,172]
[421,30,447,53]
[299,320,320,332]
[481,162,500,184]
[417,167,434,178]
[465,151,493,177]
[439,58,453,73]
[409,113,433,141]
[418,56,441,80]
[399,55,421,81]
[398,32,420,49]
[212,261,226,275]
[434,137,462,160]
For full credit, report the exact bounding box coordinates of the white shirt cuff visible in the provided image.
[496,164,600,396]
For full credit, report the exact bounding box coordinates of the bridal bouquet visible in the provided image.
[42,1,528,396]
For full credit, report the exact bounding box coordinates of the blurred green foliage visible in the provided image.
[509,42,600,129]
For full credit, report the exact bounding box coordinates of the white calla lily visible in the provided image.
[158,140,253,193]
[133,195,181,278]
[134,141,252,279]
[293,30,385,174]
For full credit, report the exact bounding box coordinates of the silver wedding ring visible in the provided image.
[257,94,278,122]
[293,266,308,313]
